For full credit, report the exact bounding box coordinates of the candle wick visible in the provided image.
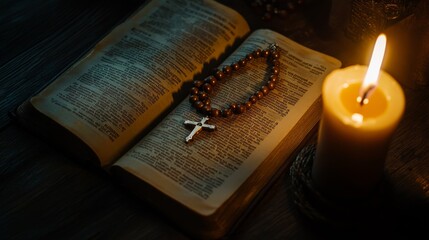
[359,85,376,106]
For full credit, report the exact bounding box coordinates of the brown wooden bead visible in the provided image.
[253,49,261,58]
[189,95,199,103]
[203,98,211,106]
[190,87,199,95]
[240,104,247,113]
[211,108,221,117]
[269,74,278,82]
[267,81,275,90]
[222,65,232,75]
[261,85,269,95]
[272,66,279,75]
[230,103,238,112]
[193,80,204,88]
[198,91,208,100]
[222,108,232,117]
[246,53,254,61]
[231,62,240,71]
[249,95,258,104]
[193,101,204,110]
[272,59,280,67]
[202,105,212,114]
[244,101,252,109]
[255,91,264,99]
[262,49,270,57]
[235,104,246,114]
[214,70,224,80]
[204,76,217,86]
[271,51,280,59]
[239,58,246,66]
[203,83,212,93]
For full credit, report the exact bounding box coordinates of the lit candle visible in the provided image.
[312,34,405,198]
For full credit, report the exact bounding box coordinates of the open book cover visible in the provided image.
[15,0,341,239]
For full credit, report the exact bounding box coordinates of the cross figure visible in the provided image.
[184,116,216,143]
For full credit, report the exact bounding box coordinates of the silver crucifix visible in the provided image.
[184,116,216,143]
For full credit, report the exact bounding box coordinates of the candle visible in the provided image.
[312,34,405,198]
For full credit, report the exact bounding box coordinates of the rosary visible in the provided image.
[184,43,281,143]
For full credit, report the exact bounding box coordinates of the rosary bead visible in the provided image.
[203,83,213,93]
[246,53,254,61]
[205,76,217,86]
[215,70,224,80]
[230,103,238,112]
[198,91,208,100]
[255,91,264,99]
[271,51,280,59]
[211,108,221,117]
[244,101,253,109]
[203,98,211,106]
[261,85,270,95]
[239,58,247,66]
[253,49,261,58]
[272,59,280,67]
[222,108,233,117]
[269,74,278,82]
[190,87,199,95]
[231,62,240,71]
[262,49,270,57]
[249,95,258,104]
[193,101,204,110]
[202,105,212,114]
[189,95,199,103]
[222,65,232,75]
[272,66,279,75]
[235,104,246,114]
[193,80,204,88]
[267,81,275,90]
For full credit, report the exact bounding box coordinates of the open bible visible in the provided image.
[16,0,341,238]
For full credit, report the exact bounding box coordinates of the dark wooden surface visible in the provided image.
[1,0,428,239]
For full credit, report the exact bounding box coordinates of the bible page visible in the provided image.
[30,0,250,166]
[114,29,341,215]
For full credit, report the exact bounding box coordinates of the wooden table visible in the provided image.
[1,0,428,239]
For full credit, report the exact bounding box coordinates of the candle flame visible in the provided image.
[357,34,387,105]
